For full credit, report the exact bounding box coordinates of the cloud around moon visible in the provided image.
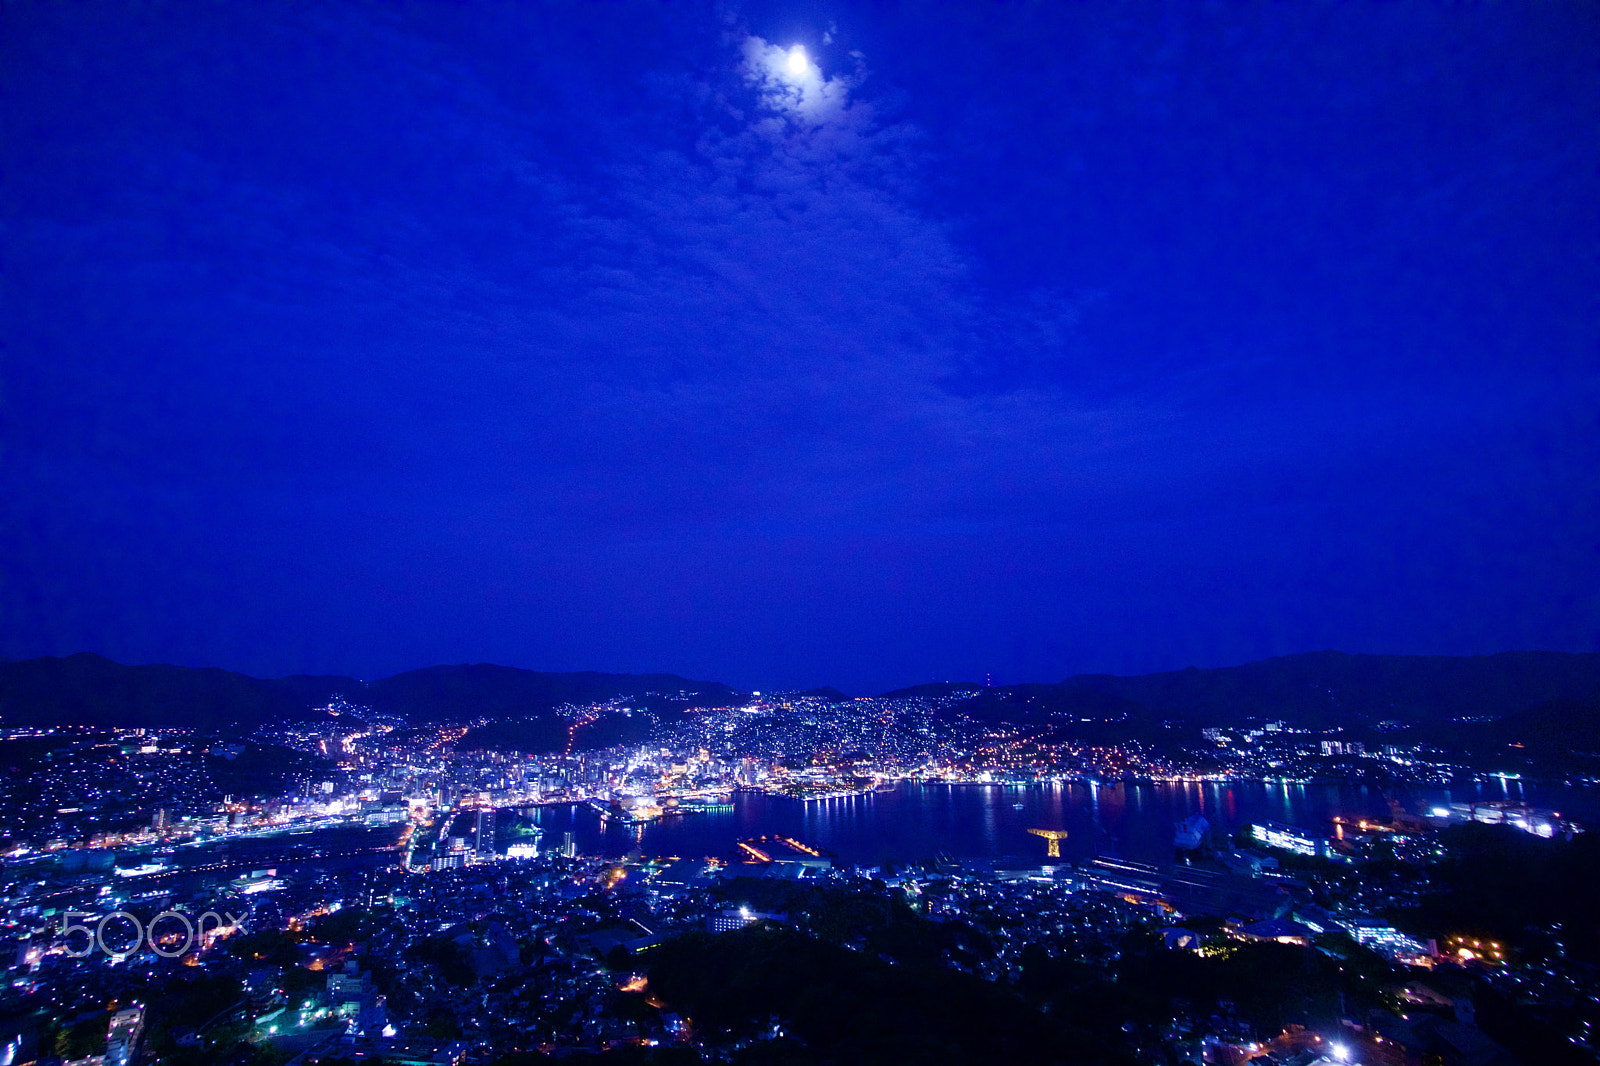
[740,34,860,126]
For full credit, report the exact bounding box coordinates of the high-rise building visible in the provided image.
[474,808,496,858]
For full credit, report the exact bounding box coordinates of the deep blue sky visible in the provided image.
[3,2,1597,694]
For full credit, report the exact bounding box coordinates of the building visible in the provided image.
[707,907,788,933]
[1345,917,1434,963]
[504,840,540,860]
[1236,918,1315,945]
[652,858,721,891]
[327,962,372,1002]
[473,808,496,858]
[105,1005,143,1066]
[1077,858,1291,921]
[1250,821,1328,858]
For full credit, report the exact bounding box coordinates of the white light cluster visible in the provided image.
[1251,823,1318,856]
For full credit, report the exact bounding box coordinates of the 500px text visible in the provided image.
[57,910,247,958]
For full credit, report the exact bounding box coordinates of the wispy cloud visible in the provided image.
[7,3,1592,684]
[460,30,1148,533]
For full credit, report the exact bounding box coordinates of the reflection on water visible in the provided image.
[522,779,1600,868]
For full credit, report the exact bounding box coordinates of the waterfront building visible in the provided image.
[1250,821,1327,857]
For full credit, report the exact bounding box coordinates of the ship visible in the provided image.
[672,795,735,814]
[1173,812,1210,853]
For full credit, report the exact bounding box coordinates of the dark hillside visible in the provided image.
[944,651,1600,730]
[0,653,347,729]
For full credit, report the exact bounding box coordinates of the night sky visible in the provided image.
[3,2,1597,694]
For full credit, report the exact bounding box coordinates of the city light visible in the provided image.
[5,667,1591,1060]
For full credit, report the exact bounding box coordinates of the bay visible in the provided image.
[516,777,1599,868]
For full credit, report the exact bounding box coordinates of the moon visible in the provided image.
[786,45,807,76]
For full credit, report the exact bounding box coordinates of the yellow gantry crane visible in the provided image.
[1028,827,1068,858]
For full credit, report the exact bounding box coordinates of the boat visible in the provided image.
[1173,812,1210,852]
[1012,803,1026,810]
[676,797,735,814]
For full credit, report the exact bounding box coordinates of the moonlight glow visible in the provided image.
[787,45,808,76]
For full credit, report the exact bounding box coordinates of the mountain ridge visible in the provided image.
[2,650,1595,743]
[1049,649,1600,729]
[0,653,743,732]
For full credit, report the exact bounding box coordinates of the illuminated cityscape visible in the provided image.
[4,1,1597,1063]
[2,652,1598,1064]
